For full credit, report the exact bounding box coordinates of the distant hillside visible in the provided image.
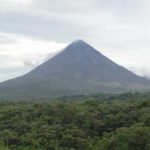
[0,40,150,99]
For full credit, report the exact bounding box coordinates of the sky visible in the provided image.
[0,0,150,82]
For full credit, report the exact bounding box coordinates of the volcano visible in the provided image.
[0,40,150,99]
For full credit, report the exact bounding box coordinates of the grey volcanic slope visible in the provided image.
[0,40,150,98]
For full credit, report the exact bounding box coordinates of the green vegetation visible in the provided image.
[0,93,150,150]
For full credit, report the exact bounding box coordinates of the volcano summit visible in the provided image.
[0,40,150,99]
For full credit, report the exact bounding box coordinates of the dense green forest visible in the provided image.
[0,93,150,150]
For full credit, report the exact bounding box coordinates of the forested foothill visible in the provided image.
[0,92,150,150]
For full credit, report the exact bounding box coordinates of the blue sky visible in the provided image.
[0,0,150,82]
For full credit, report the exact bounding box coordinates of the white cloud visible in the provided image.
[0,32,67,82]
[0,0,33,6]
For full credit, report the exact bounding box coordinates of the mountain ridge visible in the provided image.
[0,40,150,99]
